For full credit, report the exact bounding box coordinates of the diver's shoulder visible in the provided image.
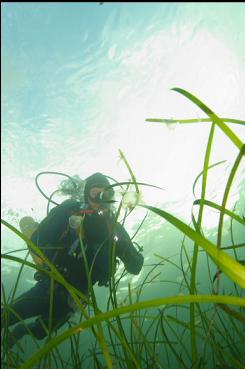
[58,199,82,211]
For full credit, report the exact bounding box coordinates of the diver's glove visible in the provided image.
[123,246,144,275]
[34,265,50,282]
[34,272,43,282]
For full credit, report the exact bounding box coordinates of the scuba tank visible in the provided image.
[19,216,43,266]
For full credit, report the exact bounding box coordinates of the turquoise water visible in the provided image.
[1,3,245,368]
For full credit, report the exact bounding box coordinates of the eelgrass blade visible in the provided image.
[159,310,189,369]
[167,308,245,368]
[17,294,245,369]
[145,117,245,125]
[217,303,245,323]
[190,120,215,366]
[77,219,114,369]
[216,145,245,249]
[105,317,142,369]
[48,276,55,340]
[146,87,244,367]
[52,347,67,369]
[130,212,148,241]
[193,199,245,226]
[221,243,245,250]
[215,311,245,364]
[119,149,139,194]
[180,235,192,292]
[130,315,163,368]
[192,160,226,198]
[140,204,245,289]
[10,251,30,303]
[107,201,137,367]
[171,88,244,150]
[106,181,164,192]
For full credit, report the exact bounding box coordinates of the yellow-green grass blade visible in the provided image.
[192,160,226,198]
[217,145,245,248]
[119,149,139,194]
[18,294,245,369]
[171,88,244,150]
[139,205,245,289]
[145,117,245,125]
[189,120,215,365]
[193,199,245,226]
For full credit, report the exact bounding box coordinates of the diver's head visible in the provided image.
[84,172,114,210]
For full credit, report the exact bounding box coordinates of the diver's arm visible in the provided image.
[31,199,81,255]
[115,223,144,275]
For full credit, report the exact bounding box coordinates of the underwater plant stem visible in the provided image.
[48,276,55,340]
[217,303,245,323]
[189,122,215,366]
[193,199,245,227]
[214,144,244,299]
[78,218,114,369]
[171,88,244,150]
[216,144,245,250]
[10,251,30,303]
[130,212,148,241]
[108,200,140,368]
[192,160,226,198]
[146,117,245,125]
[140,205,245,288]
[17,295,245,369]
[208,144,245,349]
[119,149,139,194]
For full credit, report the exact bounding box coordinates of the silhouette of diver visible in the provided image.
[1,172,144,348]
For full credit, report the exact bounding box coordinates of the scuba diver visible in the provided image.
[1,172,144,348]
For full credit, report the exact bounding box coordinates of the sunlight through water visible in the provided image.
[1,3,245,368]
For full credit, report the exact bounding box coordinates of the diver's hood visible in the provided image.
[84,172,114,201]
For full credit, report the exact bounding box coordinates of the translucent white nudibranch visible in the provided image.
[121,191,143,210]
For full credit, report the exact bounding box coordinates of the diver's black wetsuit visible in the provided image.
[2,200,144,345]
